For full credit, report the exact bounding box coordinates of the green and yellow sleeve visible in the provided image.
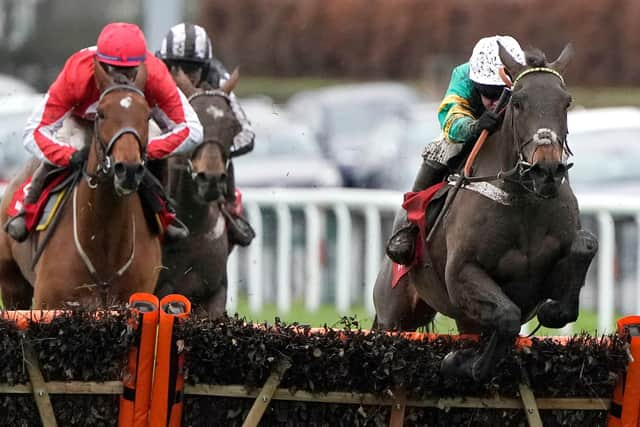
[437,63,478,143]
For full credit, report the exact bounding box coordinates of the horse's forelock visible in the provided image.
[524,48,547,67]
[111,73,132,86]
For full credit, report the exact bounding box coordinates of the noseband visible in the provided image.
[92,85,147,178]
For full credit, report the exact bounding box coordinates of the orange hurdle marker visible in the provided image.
[608,315,640,427]
[118,293,160,427]
[149,294,191,427]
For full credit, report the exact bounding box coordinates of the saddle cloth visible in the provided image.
[391,181,446,287]
[7,171,71,233]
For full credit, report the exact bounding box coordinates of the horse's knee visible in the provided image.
[573,229,598,261]
[491,303,521,336]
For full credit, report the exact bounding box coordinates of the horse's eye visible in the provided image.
[512,99,523,110]
[97,110,105,119]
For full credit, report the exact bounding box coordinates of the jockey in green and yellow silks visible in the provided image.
[386,35,526,266]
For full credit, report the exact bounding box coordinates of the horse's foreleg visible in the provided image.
[441,263,521,380]
[206,275,228,320]
[537,229,598,329]
[447,263,522,336]
[0,260,33,309]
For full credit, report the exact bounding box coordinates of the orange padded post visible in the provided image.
[118,293,159,427]
[149,294,191,427]
[608,315,640,427]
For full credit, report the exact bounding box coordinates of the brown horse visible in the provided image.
[373,44,598,380]
[154,71,241,318]
[0,60,161,308]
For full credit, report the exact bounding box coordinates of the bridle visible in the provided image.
[499,67,572,196]
[88,84,148,184]
[464,66,572,197]
[176,90,233,192]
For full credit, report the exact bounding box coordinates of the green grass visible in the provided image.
[0,293,612,335]
[231,298,610,336]
[237,75,640,107]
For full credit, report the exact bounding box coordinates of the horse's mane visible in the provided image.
[524,48,547,67]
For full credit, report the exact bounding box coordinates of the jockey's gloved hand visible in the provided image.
[69,146,90,169]
[471,110,502,137]
[231,129,255,157]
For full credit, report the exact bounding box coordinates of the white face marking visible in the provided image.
[206,105,225,119]
[120,96,133,109]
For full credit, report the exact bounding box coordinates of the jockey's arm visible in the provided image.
[227,94,255,157]
[23,59,78,168]
[144,55,203,160]
[437,63,478,144]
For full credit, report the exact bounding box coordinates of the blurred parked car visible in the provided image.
[0,93,44,196]
[286,83,423,188]
[367,102,441,191]
[0,74,37,97]
[568,106,640,314]
[235,98,342,188]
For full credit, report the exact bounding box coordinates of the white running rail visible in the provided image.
[226,188,640,333]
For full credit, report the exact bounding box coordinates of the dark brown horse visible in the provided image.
[373,44,598,380]
[0,60,161,308]
[155,70,241,318]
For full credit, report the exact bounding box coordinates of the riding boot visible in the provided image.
[223,161,255,247]
[139,171,189,241]
[4,162,58,242]
[385,160,448,265]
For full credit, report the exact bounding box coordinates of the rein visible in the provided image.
[72,84,144,294]
[72,184,136,290]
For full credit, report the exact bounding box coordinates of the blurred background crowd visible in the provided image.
[0,0,637,330]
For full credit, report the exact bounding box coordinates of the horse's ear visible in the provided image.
[133,62,147,92]
[172,67,198,98]
[549,43,575,74]
[221,67,240,94]
[498,42,525,81]
[93,57,113,92]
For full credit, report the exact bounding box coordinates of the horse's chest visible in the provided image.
[203,214,226,242]
[491,233,565,281]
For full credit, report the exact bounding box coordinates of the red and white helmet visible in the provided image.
[96,22,147,67]
[469,35,525,86]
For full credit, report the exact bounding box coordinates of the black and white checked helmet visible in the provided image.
[157,23,213,64]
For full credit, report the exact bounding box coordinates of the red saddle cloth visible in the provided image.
[391,182,446,288]
[7,172,70,232]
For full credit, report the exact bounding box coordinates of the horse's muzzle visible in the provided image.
[114,161,145,195]
[529,161,571,198]
[195,172,226,203]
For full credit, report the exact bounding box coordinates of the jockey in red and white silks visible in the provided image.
[5,22,203,243]
[24,47,202,168]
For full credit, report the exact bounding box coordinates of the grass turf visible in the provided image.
[231,298,609,335]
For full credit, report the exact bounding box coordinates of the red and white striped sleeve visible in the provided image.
[23,58,78,167]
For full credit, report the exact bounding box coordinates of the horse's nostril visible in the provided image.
[114,163,126,177]
[135,164,145,178]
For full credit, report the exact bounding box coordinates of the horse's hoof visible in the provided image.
[440,348,478,380]
[537,300,576,329]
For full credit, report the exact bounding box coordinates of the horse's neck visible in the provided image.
[472,123,519,184]
[168,167,216,230]
[76,179,136,262]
